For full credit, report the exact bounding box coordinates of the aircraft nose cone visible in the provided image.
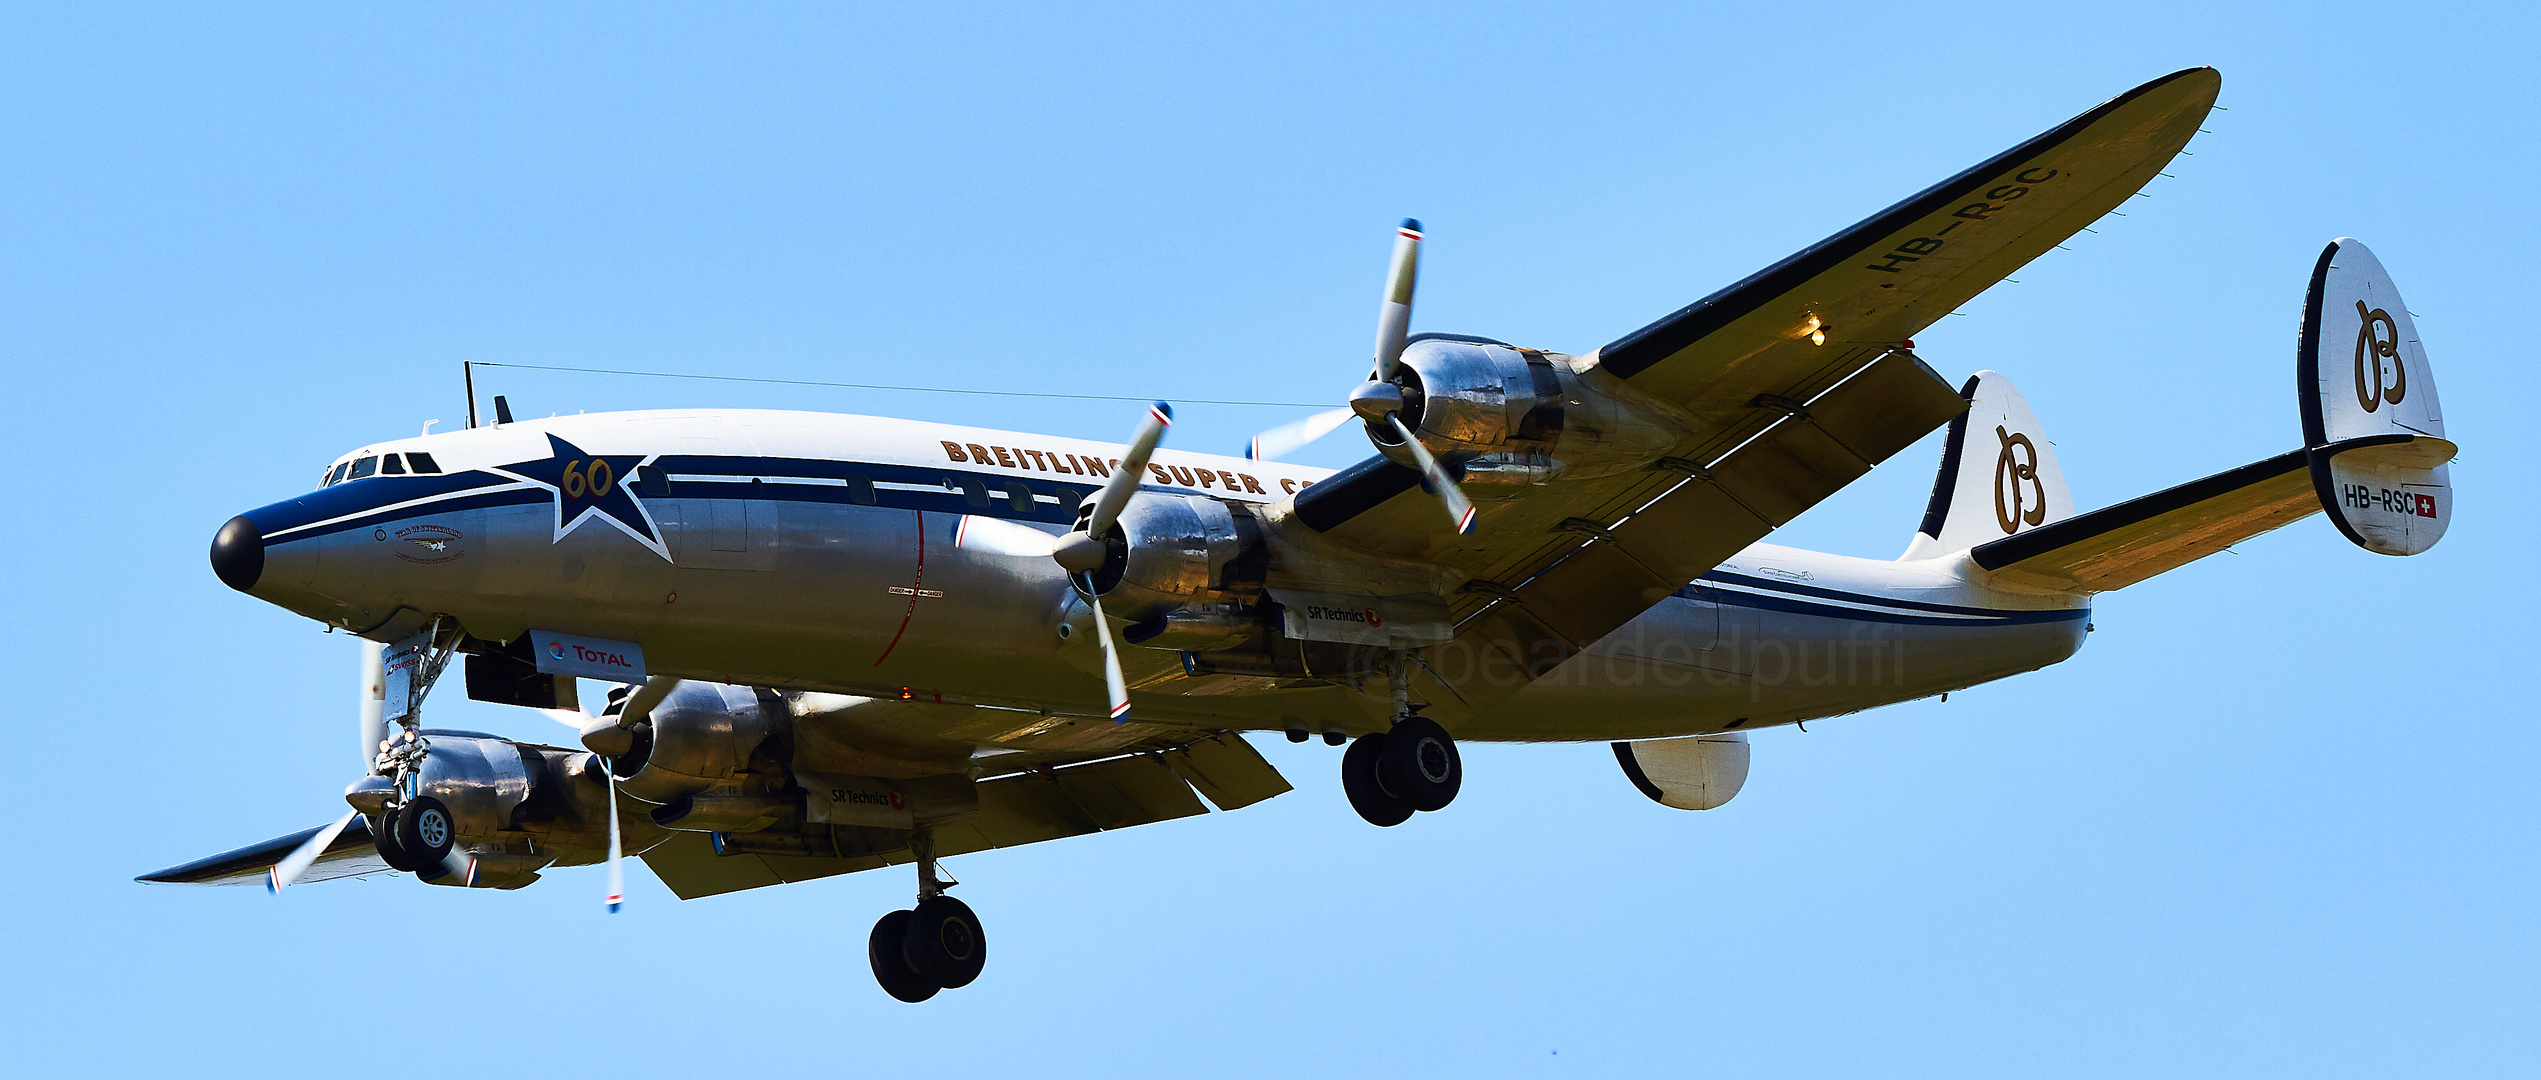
[209,515,265,592]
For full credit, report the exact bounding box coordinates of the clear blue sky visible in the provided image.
[5,3,2532,1076]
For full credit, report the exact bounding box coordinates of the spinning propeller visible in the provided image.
[1247,218,1475,535]
[265,643,384,892]
[570,675,680,913]
[1050,402,1172,722]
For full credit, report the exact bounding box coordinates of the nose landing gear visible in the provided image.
[868,829,990,1003]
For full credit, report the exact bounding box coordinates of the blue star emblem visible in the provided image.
[489,434,671,561]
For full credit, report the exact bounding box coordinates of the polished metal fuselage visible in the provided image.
[231,410,2090,754]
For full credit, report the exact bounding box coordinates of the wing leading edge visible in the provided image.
[138,816,390,886]
[1599,68,2222,409]
[1335,71,2220,714]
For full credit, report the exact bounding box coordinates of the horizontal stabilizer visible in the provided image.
[1970,450,2316,593]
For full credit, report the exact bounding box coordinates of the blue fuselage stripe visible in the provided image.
[250,458,2093,632]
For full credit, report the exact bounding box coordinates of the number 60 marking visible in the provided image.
[561,459,615,498]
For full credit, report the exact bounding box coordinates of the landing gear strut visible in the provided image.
[868,829,989,1002]
[1340,651,1463,826]
[369,625,458,874]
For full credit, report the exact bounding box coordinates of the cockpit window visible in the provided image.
[405,452,442,474]
[348,455,378,480]
[381,454,407,475]
[327,462,350,486]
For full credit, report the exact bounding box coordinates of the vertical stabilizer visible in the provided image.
[1901,371,2073,559]
[2299,238,2454,555]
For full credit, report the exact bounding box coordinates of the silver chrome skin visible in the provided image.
[412,736,534,841]
[607,682,772,805]
[1077,494,1262,621]
[1377,338,1691,482]
[361,735,672,885]
[343,774,395,816]
[1387,338,1547,458]
[214,410,2090,753]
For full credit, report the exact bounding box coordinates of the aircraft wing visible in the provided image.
[1290,69,2219,713]
[137,816,390,886]
[643,732,1290,900]
[1970,450,2317,593]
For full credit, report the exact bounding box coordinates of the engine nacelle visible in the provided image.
[1075,493,1263,621]
[406,733,535,840]
[608,682,776,804]
[1386,337,1568,461]
[1378,336,1693,483]
[351,732,660,888]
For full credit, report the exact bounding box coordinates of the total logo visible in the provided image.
[549,640,638,670]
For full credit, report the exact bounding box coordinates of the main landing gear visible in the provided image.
[1339,651,1463,827]
[868,830,988,1003]
[1341,716,1462,826]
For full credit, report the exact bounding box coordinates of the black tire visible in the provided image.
[869,909,940,1003]
[1341,733,1414,827]
[372,808,426,873]
[396,796,457,867]
[1378,716,1462,812]
[902,895,989,989]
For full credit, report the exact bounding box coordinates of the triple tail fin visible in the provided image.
[1941,238,2455,595]
[1900,371,2073,560]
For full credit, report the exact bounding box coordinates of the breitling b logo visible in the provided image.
[1993,425,2046,535]
[2354,300,2406,413]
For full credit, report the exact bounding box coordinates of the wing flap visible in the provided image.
[641,736,1278,900]
[1970,450,2317,593]
[1162,733,1293,810]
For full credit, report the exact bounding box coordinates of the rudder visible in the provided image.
[1901,370,2073,559]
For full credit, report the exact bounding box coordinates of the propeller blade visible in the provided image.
[1083,402,1172,538]
[956,514,1059,558]
[620,675,680,724]
[1386,413,1477,535]
[1246,407,1354,461]
[604,769,625,914]
[1089,594,1132,722]
[266,810,358,894]
[1371,218,1422,382]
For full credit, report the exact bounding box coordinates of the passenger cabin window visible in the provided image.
[348,455,378,480]
[405,452,442,474]
[381,454,407,475]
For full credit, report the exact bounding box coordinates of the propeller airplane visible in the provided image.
[145,68,2457,1003]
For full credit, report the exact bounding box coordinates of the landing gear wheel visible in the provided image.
[372,808,427,873]
[395,795,456,868]
[902,895,988,988]
[1378,716,1462,812]
[1341,733,1414,827]
[869,909,940,1003]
